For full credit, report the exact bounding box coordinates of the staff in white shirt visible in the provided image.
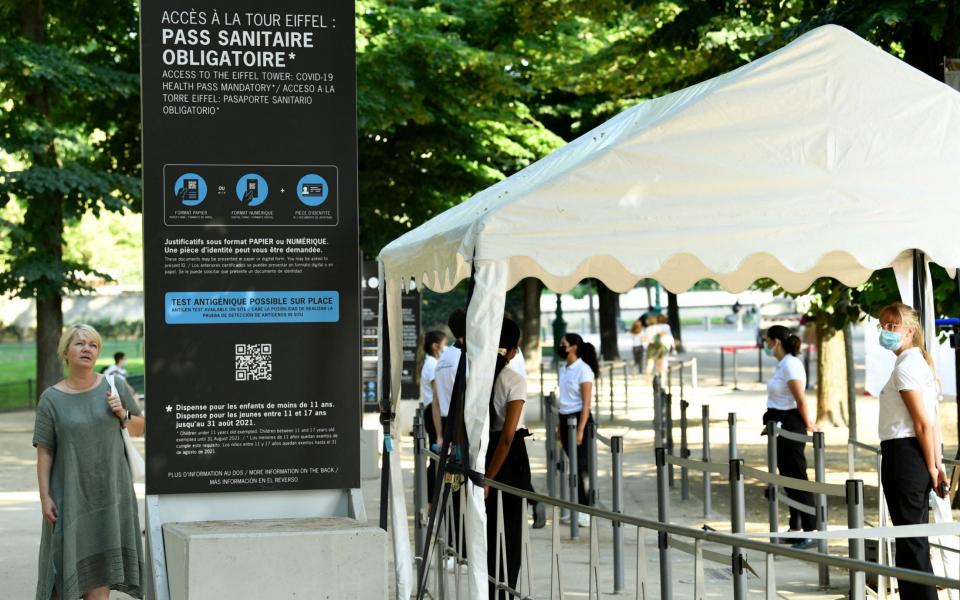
[419,330,447,503]
[557,333,599,526]
[762,325,817,547]
[876,302,946,600]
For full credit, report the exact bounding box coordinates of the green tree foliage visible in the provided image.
[0,0,141,394]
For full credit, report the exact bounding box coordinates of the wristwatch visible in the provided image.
[125,409,131,422]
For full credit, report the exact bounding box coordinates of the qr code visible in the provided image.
[235,343,272,381]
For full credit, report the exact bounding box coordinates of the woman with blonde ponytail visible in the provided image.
[876,302,946,600]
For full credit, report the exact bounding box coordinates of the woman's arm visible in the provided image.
[37,446,57,524]
[577,382,592,444]
[787,379,819,432]
[127,414,146,437]
[485,400,523,489]
[430,380,443,446]
[901,389,948,497]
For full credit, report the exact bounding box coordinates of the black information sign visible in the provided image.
[141,1,359,494]
[360,261,420,410]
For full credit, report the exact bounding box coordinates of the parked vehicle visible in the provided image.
[756,297,803,343]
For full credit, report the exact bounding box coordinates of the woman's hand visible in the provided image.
[805,422,820,433]
[576,428,585,446]
[41,495,58,525]
[106,390,126,420]
[483,484,490,499]
[931,465,949,498]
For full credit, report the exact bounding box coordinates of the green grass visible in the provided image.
[0,340,144,411]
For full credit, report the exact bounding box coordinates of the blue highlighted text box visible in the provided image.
[165,291,339,324]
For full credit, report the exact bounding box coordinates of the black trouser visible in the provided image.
[881,437,938,600]
[424,406,438,501]
[632,345,645,374]
[439,416,464,559]
[486,430,533,600]
[559,412,593,505]
[763,408,816,532]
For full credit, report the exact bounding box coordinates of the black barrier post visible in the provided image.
[757,344,763,383]
[766,420,779,544]
[413,407,427,556]
[847,480,865,600]
[568,415,580,540]
[609,363,615,421]
[666,392,674,487]
[653,377,663,448]
[655,448,672,600]
[730,458,747,600]
[545,392,557,498]
[813,431,829,588]
[680,399,690,501]
[702,404,712,517]
[728,412,737,461]
[612,436,625,593]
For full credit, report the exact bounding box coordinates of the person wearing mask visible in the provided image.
[557,333,599,526]
[420,330,447,504]
[876,302,947,600]
[762,325,818,549]
[484,318,533,599]
[33,324,144,600]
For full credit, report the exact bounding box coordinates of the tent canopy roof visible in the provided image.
[379,25,960,294]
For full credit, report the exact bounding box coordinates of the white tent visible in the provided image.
[378,24,960,599]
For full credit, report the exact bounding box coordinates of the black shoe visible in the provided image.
[532,502,546,529]
[791,538,816,550]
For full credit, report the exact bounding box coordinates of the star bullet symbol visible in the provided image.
[165,405,173,413]
[288,52,296,59]
[280,187,285,193]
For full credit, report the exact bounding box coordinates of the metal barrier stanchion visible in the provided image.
[413,407,427,557]
[623,363,629,413]
[568,415,580,539]
[655,447,672,600]
[666,392,675,487]
[546,392,557,498]
[609,363,615,421]
[730,458,747,600]
[813,431,829,588]
[653,377,663,449]
[702,404,712,517]
[540,362,545,422]
[766,420,779,544]
[612,435,625,594]
[728,412,738,461]
[588,420,598,506]
[847,479,866,600]
[680,399,690,501]
[848,440,856,480]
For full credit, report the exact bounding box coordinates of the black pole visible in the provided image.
[378,281,393,532]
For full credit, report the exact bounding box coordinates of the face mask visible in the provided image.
[763,345,774,357]
[879,330,902,351]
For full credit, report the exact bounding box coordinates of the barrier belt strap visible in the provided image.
[735,522,960,540]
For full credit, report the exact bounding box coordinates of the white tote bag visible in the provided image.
[106,374,145,480]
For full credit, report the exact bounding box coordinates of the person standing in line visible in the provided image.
[34,324,145,600]
[876,302,947,600]
[557,332,599,526]
[761,325,818,549]
[419,330,447,505]
[630,318,645,374]
[484,318,533,599]
[644,315,673,382]
[100,351,128,377]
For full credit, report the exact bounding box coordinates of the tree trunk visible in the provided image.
[20,0,66,400]
[667,291,683,353]
[844,320,856,434]
[521,278,542,374]
[587,285,597,334]
[597,281,620,360]
[815,318,845,426]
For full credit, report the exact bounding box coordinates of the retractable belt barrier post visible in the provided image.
[413,407,427,557]
[666,392,675,488]
[655,447,672,600]
[568,415,580,540]
[766,420,779,544]
[587,420,598,507]
[545,392,557,498]
[653,377,663,448]
[730,458,747,600]
[847,479,866,600]
[813,431,829,588]
[703,404,712,517]
[609,363,616,421]
[680,399,690,501]
[728,412,738,461]
[612,436,625,593]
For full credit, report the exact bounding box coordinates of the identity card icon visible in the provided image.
[302,182,325,198]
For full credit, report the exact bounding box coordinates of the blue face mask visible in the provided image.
[879,330,902,351]
[763,345,774,357]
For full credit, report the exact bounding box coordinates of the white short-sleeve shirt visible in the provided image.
[420,355,438,407]
[878,347,939,441]
[508,349,526,377]
[434,345,462,417]
[558,358,595,415]
[491,367,526,433]
[766,354,806,410]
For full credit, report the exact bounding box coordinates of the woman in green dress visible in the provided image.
[33,324,144,599]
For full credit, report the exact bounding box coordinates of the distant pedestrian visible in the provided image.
[644,315,673,381]
[484,317,533,599]
[630,318,645,374]
[419,330,447,504]
[876,302,946,600]
[762,325,818,548]
[557,332,599,526]
[100,351,128,377]
[34,324,144,600]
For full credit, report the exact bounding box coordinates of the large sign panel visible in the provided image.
[141,1,359,494]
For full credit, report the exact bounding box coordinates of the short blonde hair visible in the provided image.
[58,324,103,364]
